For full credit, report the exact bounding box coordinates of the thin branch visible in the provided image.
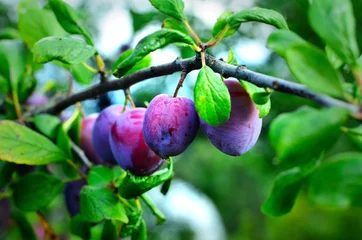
[124,89,136,108]
[36,211,59,240]
[70,139,93,168]
[173,71,187,97]
[23,54,360,118]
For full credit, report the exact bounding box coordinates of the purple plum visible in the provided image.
[200,80,262,156]
[92,105,126,164]
[143,94,199,158]
[80,114,103,165]
[109,108,164,176]
[64,179,87,217]
[25,92,48,107]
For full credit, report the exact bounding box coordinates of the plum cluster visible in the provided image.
[65,79,262,215]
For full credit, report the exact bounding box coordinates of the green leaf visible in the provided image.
[70,214,91,240]
[343,125,362,150]
[239,81,271,118]
[212,11,238,40]
[308,0,359,66]
[18,9,66,48]
[49,0,94,45]
[57,125,72,158]
[11,209,37,240]
[0,40,27,92]
[101,220,118,240]
[88,166,114,187]
[63,109,81,144]
[18,74,37,103]
[113,167,126,188]
[0,75,8,95]
[194,66,231,126]
[226,48,238,66]
[80,186,128,223]
[262,162,316,217]
[149,0,185,21]
[112,49,152,76]
[33,114,61,139]
[132,220,147,240]
[0,28,21,40]
[229,8,289,32]
[70,63,95,85]
[285,44,344,98]
[0,120,67,165]
[120,209,143,238]
[163,18,189,37]
[160,178,172,195]
[269,107,349,166]
[266,30,306,57]
[33,36,96,64]
[17,0,39,12]
[12,172,64,211]
[119,160,173,199]
[113,29,195,77]
[0,161,15,189]
[325,46,344,69]
[308,152,362,208]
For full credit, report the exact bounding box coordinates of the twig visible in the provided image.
[125,89,136,108]
[140,194,166,225]
[23,54,360,118]
[66,159,87,180]
[173,72,187,97]
[70,139,93,168]
[36,211,59,240]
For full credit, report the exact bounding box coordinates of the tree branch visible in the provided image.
[24,54,360,118]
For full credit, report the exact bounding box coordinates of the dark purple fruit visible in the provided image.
[200,80,262,156]
[25,92,48,107]
[92,105,126,164]
[64,179,87,217]
[80,114,103,165]
[143,94,199,158]
[109,108,164,176]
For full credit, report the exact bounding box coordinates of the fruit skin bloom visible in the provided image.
[109,108,164,176]
[80,114,103,165]
[143,94,200,158]
[200,80,262,156]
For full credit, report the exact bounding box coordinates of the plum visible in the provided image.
[92,105,126,164]
[25,92,48,106]
[200,80,262,156]
[64,179,86,217]
[109,108,164,176]
[80,114,103,165]
[143,94,199,158]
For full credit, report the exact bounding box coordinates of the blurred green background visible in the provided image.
[1,0,362,239]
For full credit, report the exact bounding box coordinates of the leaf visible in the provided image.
[49,0,94,45]
[80,186,129,223]
[163,18,189,37]
[18,9,66,48]
[33,114,61,139]
[226,48,238,66]
[212,11,238,40]
[70,63,95,85]
[57,125,72,158]
[113,167,126,188]
[325,46,344,69]
[113,29,195,77]
[262,162,316,217]
[18,74,37,103]
[112,49,152,76]
[0,28,21,40]
[149,0,185,21]
[11,209,37,240]
[266,30,306,57]
[119,160,173,199]
[70,214,91,240]
[308,152,362,208]
[33,36,96,64]
[269,107,349,166]
[120,209,143,238]
[343,125,362,150]
[88,166,114,187]
[229,8,289,32]
[160,178,172,195]
[0,161,15,189]
[0,120,67,165]
[308,0,359,66]
[285,44,344,98]
[132,220,147,240]
[63,109,81,144]
[240,81,271,118]
[101,220,118,240]
[194,66,231,126]
[12,172,64,211]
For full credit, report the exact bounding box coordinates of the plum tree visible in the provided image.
[200,80,262,156]
[92,105,126,164]
[80,114,103,165]
[25,92,48,107]
[143,94,199,158]
[64,179,87,217]
[109,108,164,176]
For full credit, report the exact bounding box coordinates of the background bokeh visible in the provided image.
[1,0,362,239]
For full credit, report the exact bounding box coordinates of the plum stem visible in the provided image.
[22,54,361,118]
[183,20,202,45]
[66,159,87,181]
[69,140,93,168]
[173,71,187,97]
[125,89,136,108]
[140,194,166,225]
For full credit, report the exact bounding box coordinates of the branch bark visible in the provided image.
[24,54,360,118]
